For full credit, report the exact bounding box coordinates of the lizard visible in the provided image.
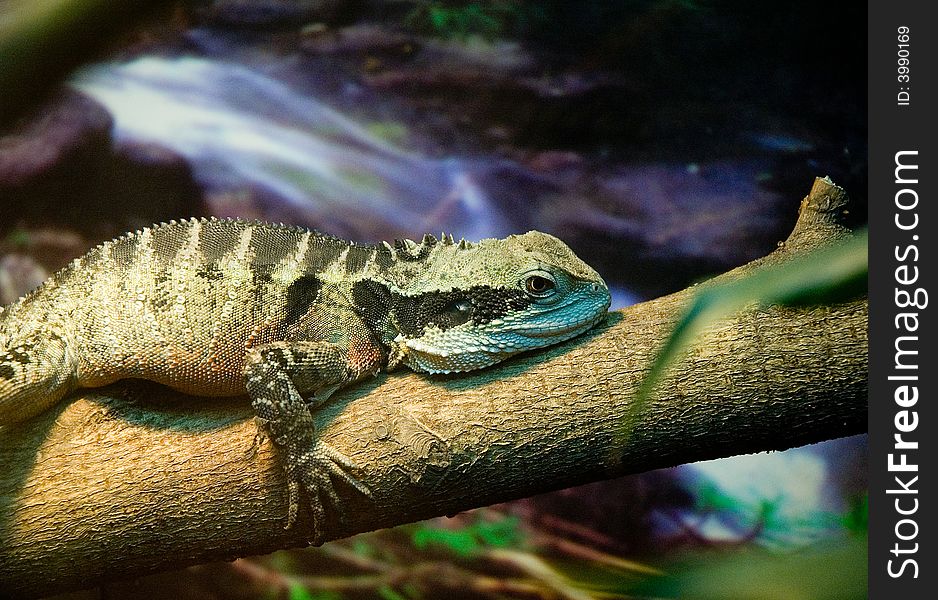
[0,218,611,540]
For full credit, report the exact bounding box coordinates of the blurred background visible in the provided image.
[1,1,867,598]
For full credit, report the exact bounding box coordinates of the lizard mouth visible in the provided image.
[507,309,608,340]
[500,285,611,340]
[400,280,611,374]
[407,300,608,368]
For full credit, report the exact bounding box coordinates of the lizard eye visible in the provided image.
[524,274,556,297]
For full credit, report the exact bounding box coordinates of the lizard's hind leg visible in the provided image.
[244,341,372,542]
[0,332,74,426]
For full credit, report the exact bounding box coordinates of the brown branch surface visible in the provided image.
[0,178,867,597]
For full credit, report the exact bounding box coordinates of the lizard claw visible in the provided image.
[284,441,371,543]
[247,417,268,459]
[285,479,300,530]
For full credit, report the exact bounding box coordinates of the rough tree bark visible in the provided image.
[0,177,867,598]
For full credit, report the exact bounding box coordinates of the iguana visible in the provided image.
[0,218,611,540]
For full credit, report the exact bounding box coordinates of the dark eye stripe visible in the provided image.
[393,285,532,338]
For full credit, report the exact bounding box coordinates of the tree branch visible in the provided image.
[0,177,867,598]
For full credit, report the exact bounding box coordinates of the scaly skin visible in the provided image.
[0,218,611,541]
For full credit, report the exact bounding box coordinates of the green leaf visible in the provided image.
[634,230,867,411]
[474,515,522,547]
[287,582,315,600]
[410,513,525,557]
[429,7,450,32]
[696,482,742,512]
[842,494,868,533]
[412,523,481,557]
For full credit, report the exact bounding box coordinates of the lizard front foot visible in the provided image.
[245,341,377,543]
[284,441,372,543]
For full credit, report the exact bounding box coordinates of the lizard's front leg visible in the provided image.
[244,341,372,542]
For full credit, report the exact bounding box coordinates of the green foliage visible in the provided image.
[637,534,868,599]
[405,1,535,40]
[696,481,745,513]
[692,465,870,547]
[474,513,524,547]
[635,230,867,408]
[410,513,523,556]
[412,524,479,556]
[262,500,865,599]
[351,538,377,557]
[842,493,868,533]
[287,582,340,600]
[695,481,787,537]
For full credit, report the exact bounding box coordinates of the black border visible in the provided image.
[869,2,937,596]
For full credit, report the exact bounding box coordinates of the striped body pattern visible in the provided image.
[0,218,611,539]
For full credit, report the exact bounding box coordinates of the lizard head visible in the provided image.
[386,231,611,374]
